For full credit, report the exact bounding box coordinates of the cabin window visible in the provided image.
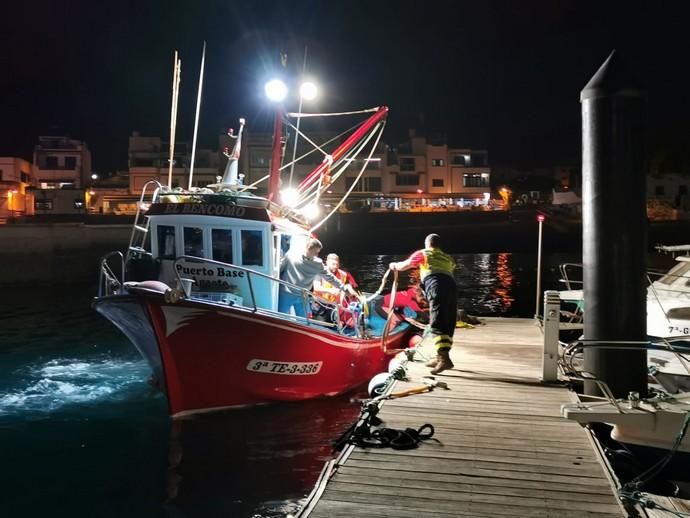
[184,227,204,257]
[241,230,263,266]
[157,225,176,259]
[212,229,233,264]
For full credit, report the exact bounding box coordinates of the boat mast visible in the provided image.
[288,46,308,188]
[167,51,182,189]
[268,109,284,202]
[188,41,206,190]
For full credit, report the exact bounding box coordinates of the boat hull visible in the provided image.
[94,290,413,417]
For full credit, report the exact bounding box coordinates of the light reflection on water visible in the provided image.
[348,252,554,318]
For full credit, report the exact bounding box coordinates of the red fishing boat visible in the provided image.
[93,62,417,417]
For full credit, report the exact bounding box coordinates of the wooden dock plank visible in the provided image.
[302,318,626,517]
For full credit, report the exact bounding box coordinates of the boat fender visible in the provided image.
[388,358,402,373]
[136,280,172,293]
[408,334,423,349]
[368,372,391,398]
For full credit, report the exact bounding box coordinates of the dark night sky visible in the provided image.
[1,0,688,172]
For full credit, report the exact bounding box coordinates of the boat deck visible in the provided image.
[301,317,627,517]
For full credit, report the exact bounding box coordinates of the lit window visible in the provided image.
[431,159,445,167]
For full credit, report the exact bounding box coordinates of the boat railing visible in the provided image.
[558,262,583,290]
[172,255,369,336]
[559,262,690,295]
[98,251,125,297]
[125,180,164,263]
[541,289,690,387]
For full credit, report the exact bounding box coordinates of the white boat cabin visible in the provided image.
[145,199,311,312]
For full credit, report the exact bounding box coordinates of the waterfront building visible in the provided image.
[647,172,689,207]
[646,172,690,220]
[33,136,91,189]
[128,132,222,194]
[351,130,493,211]
[104,128,493,215]
[0,157,34,218]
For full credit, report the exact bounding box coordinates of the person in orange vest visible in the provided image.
[389,233,457,374]
[313,253,358,322]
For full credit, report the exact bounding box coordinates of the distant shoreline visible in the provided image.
[1,211,687,284]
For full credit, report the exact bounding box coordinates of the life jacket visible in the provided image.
[314,268,349,303]
[418,247,455,281]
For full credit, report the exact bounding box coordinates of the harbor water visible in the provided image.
[1,251,574,517]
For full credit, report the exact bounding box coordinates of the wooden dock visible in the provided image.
[300,317,627,517]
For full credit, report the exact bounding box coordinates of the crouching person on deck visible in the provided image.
[279,239,356,318]
[389,233,457,374]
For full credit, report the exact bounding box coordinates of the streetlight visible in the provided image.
[535,213,545,319]
[91,173,98,181]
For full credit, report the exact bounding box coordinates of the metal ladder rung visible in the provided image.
[134,224,149,233]
[128,246,147,254]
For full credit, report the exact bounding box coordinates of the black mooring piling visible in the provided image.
[581,50,648,398]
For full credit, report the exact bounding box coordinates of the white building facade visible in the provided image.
[33,136,91,188]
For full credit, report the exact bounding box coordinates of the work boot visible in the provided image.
[424,356,439,368]
[430,348,454,375]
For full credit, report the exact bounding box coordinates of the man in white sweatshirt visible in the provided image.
[278,238,355,317]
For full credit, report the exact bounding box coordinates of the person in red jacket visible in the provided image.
[313,253,358,323]
[389,233,457,374]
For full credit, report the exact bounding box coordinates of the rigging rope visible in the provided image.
[309,122,386,232]
[380,269,399,353]
[237,119,367,193]
[286,107,380,118]
[617,412,690,514]
[294,131,375,208]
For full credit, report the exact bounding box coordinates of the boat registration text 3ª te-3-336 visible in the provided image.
[246,359,323,375]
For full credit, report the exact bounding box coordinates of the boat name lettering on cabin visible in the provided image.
[175,264,245,278]
[163,204,247,217]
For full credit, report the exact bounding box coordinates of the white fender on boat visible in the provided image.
[136,280,172,293]
[368,372,391,398]
[388,357,403,373]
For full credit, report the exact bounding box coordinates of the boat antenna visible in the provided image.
[188,41,206,190]
[167,51,182,189]
[288,46,308,188]
[218,118,246,188]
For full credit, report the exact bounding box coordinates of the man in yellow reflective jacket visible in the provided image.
[389,233,457,374]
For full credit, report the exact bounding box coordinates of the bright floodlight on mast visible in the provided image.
[280,187,300,207]
[299,81,318,101]
[265,79,288,102]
